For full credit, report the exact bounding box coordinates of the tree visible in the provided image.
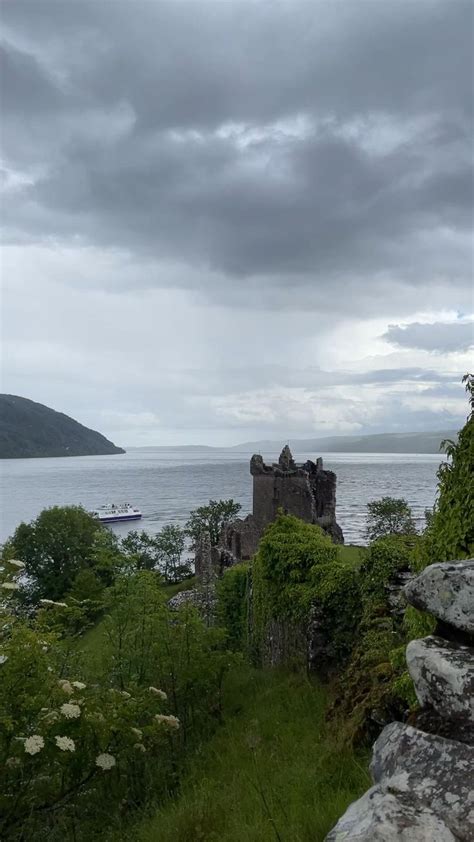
[186,499,242,550]
[120,530,160,570]
[419,373,474,564]
[3,506,108,601]
[154,524,190,582]
[366,497,416,542]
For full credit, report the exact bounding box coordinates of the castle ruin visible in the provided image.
[219,445,344,565]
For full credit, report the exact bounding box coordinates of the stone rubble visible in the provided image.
[325,559,474,842]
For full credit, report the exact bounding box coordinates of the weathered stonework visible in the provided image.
[404,559,474,636]
[406,636,474,725]
[326,559,474,842]
[220,446,343,564]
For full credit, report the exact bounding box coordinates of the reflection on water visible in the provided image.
[0,448,445,545]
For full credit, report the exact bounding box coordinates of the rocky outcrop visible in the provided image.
[326,559,474,842]
[404,560,474,636]
[406,636,474,725]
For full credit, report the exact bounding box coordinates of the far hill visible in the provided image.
[232,430,458,454]
[0,395,125,459]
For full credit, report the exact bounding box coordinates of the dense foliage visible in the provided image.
[186,499,241,549]
[2,506,117,601]
[216,563,250,650]
[247,514,360,669]
[0,559,235,840]
[417,373,473,567]
[120,526,191,581]
[365,496,416,541]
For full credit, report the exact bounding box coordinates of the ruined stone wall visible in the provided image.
[220,446,344,566]
[326,559,474,841]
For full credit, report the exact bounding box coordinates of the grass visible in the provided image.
[338,544,366,566]
[75,576,197,677]
[121,666,369,842]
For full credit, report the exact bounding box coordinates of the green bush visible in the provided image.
[329,534,421,745]
[217,563,250,651]
[2,506,121,601]
[250,514,354,669]
[416,374,474,568]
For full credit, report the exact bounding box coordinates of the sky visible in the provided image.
[1,0,473,447]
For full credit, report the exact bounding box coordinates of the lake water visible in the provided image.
[0,449,445,547]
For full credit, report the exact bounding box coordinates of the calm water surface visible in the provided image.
[0,449,445,546]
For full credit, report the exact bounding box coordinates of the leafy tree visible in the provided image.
[120,526,190,581]
[154,524,190,582]
[120,530,160,570]
[419,373,474,565]
[365,497,416,542]
[2,506,109,601]
[186,499,242,549]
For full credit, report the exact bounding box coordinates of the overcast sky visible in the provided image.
[1,0,473,446]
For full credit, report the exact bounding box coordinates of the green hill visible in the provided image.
[0,395,125,459]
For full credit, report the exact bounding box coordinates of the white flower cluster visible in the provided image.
[1,582,19,591]
[7,559,25,569]
[155,714,180,730]
[96,753,116,771]
[40,599,68,608]
[149,687,167,700]
[24,735,45,755]
[0,654,8,665]
[58,679,74,695]
[60,703,81,719]
[55,736,75,752]
[72,681,86,690]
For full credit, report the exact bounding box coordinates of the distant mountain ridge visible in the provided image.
[0,395,125,459]
[231,430,458,454]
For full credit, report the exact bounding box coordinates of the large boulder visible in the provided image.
[404,560,474,635]
[406,636,474,724]
[325,785,456,841]
[371,722,474,840]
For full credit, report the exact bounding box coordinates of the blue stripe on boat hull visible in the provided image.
[98,515,142,523]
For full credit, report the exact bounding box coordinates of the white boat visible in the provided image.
[91,503,142,523]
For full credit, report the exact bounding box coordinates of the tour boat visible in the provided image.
[91,503,142,523]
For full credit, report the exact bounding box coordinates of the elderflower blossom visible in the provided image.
[149,687,167,700]
[24,735,45,755]
[7,559,25,569]
[2,582,19,591]
[71,681,86,690]
[131,727,142,739]
[55,736,75,752]
[60,703,81,720]
[95,753,116,771]
[155,714,180,730]
[58,680,74,695]
[0,655,8,665]
[42,710,59,724]
[134,743,146,752]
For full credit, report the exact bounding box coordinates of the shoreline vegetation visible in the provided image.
[0,376,471,841]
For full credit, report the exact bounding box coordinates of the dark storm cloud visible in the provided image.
[384,321,474,353]
[1,0,473,306]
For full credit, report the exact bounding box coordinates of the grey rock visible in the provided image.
[325,785,457,841]
[406,635,474,724]
[404,560,474,634]
[371,722,474,840]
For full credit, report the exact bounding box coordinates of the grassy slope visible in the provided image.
[129,667,369,842]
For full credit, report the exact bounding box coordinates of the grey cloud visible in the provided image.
[384,321,474,353]
[1,0,473,311]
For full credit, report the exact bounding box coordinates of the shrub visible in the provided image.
[2,506,119,601]
[416,374,474,568]
[365,497,416,542]
[217,563,250,651]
